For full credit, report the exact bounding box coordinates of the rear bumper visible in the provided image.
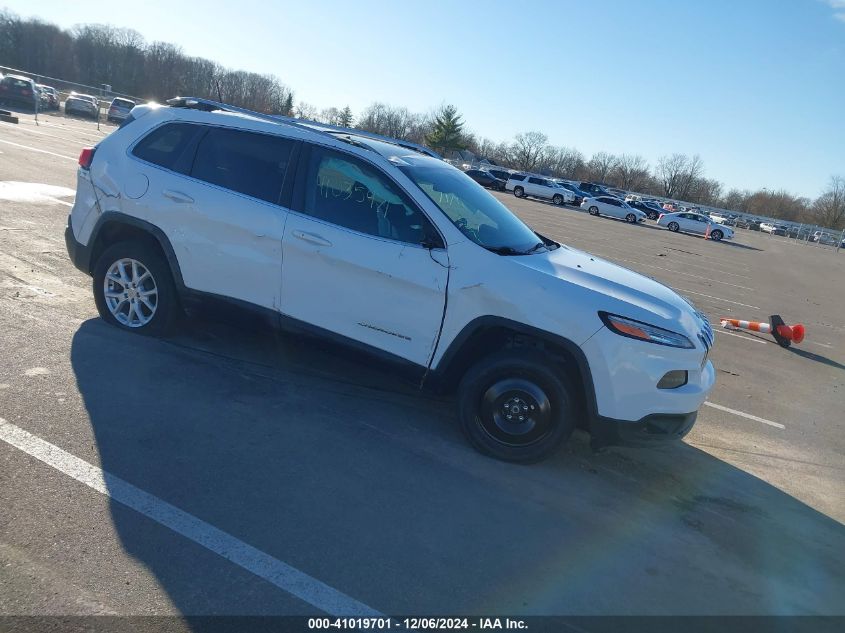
[65,217,92,275]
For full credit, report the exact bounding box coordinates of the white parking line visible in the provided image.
[0,418,381,616]
[703,402,785,429]
[713,328,767,344]
[0,139,76,161]
[674,288,760,310]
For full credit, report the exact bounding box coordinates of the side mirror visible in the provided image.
[421,231,443,250]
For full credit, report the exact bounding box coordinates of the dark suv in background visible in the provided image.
[0,74,37,109]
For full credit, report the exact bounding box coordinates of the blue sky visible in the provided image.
[4,0,844,198]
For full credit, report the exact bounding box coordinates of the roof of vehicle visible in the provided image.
[111,97,135,105]
[164,96,442,161]
[2,74,34,82]
[68,93,97,100]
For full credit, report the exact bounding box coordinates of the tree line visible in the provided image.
[1,10,842,229]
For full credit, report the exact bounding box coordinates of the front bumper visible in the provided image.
[581,325,714,438]
[591,411,698,447]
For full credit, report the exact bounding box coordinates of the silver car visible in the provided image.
[65,93,99,119]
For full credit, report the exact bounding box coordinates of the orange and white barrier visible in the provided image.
[720,315,805,347]
[720,318,772,333]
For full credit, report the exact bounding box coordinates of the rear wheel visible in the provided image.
[93,240,180,336]
[513,186,524,198]
[625,213,636,223]
[710,230,723,241]
[668,221,680,232]
[458,350,576,463]
[589,206,599,216]
[552,194,563,206]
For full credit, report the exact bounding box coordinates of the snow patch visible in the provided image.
[0,181,76,204]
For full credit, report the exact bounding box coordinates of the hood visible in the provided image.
[515,245,705,339]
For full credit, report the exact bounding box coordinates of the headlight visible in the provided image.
[599,312,694,348]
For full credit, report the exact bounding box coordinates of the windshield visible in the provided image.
[399,161,548,254]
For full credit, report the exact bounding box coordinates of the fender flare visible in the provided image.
[427,315,599,420]
[77,211,186,290]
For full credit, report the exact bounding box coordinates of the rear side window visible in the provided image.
[528,177,543,185]
[132,123,199,172]
[191,128,294,204]
[509,174,526,181]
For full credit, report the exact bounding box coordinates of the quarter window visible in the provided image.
[191,128,294,204]
[300,146,436,245]
[131,123,200,172]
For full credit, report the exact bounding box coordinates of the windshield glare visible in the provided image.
[399,162,544,253]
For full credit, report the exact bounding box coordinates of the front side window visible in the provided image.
[191,127,294,204]
[300,146,436,245]
[132,123,200,172]
[399,158,549,255]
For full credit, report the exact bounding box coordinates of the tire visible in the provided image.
[552,194,563,206]
[625,213,636,223]
[648,211,658,220]
[668,221,680,232]
[457,349,576,463]
[710,230,723,242]
[92,240,180,336]
[513,186,524,198]
[589,206,599,216]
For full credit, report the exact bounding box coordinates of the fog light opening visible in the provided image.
[657,370,688,389]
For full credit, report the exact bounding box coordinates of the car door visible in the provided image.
[526,177,544,197]
[677,213,698,233]
[691,214,711,234]
[280,143,449,367]
[601,197,623,218]
[127,123,296,310]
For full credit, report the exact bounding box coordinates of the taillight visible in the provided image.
[658,213,664,221]
[78,147,95,170]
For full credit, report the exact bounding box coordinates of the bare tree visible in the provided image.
[510,131,548,172]
[657,153,705,199]
[611,154,649,190]
[585,152,619,183]
[540,146,585,179]
[811,176,845,229]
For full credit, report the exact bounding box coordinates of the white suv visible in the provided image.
[65,98,715,462]
[505,174,575,206]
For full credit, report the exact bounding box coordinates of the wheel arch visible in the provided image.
[86,212,185,291]
[426,316,597,425]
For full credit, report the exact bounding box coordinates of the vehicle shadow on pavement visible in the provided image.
[70,318,845,617]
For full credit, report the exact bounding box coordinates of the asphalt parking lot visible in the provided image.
[1,113,844,618]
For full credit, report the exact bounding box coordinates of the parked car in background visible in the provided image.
[662,202,679,212]
[627,199,662,220]
[65,93,99,119]
[556,182,588,206]
[36,84,60,110]
[465,169,506,191]
[582,196,647,224]
[107,97,136,123]
[485,168,514,183]
[507,175,574,205]
[0,74,38,109]
[579,182,613,197]
[658,211,734,241]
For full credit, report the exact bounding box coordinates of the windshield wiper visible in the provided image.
[485,245,528,256]
[524,241,548,254]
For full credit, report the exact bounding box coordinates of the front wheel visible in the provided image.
[668,221,680,232]
[457,350,575,463]
[589,206,599,216]
[552,194,563,206]
[710,230,723,241]
[513,186,524,198]
[625,213,637,223]
[93,240,180,336]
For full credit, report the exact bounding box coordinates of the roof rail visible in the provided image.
[165,97,441,159]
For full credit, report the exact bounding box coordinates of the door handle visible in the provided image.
[292,230,332,247]
[162,189,194,204]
